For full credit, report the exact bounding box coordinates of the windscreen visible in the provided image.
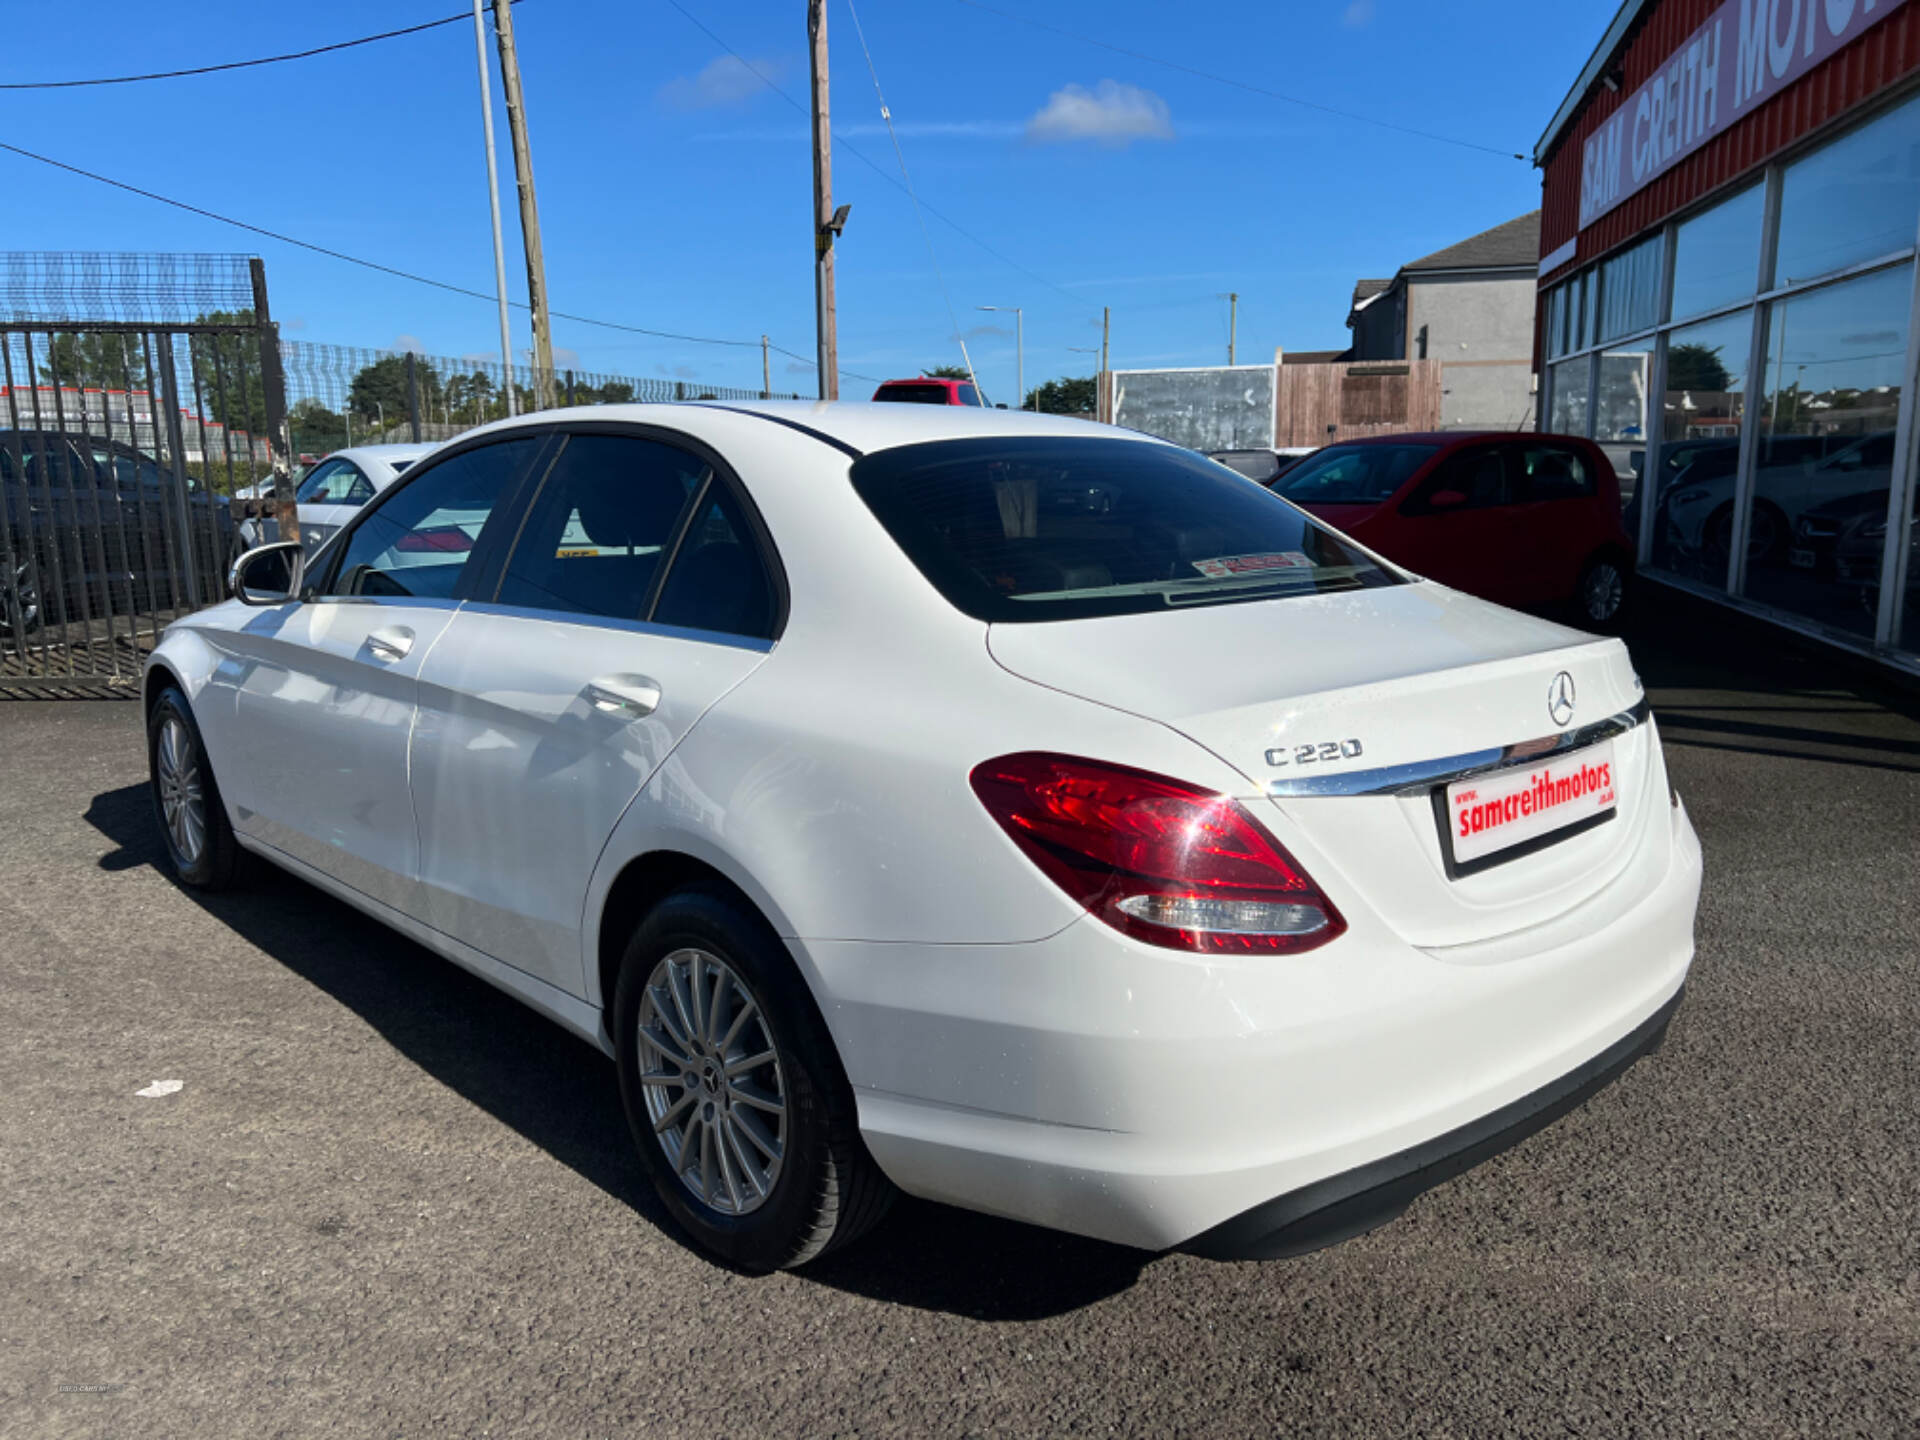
[1270,443,1438,505]
[850,437,1404,623]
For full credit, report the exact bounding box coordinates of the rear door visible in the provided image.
[1384,443,1527,605]
[408,427,778,995]
[1504,439,1607,604]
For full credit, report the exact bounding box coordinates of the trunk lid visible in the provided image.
[987,583,1665,948]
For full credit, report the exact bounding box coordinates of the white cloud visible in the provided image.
[658,55,783,110]
[386,333,427,355]
[784,360,815,376]
[1342,0,1375,27]
[959,323,1012,341]
[1026,80,1172,148]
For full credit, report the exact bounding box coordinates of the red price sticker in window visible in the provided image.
[1191,551,1313,578]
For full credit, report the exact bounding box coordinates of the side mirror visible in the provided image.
[229,541,305,606]
[1427,489,1469,510]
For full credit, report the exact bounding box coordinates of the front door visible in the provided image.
[219,433,549,913]
[1505,439,1607,605]
[409,429,778,994]
[1390,444,1526,606]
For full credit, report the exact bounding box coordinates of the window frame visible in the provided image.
[475,418,790,643]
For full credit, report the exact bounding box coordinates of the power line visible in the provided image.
[0,5,523,91]
[948,0,1528,161]
[658,0,1090,309]
[843,0,979,390]
[0,139,879,384]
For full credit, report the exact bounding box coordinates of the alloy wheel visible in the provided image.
[1583,562,1625,622]
[155,716,207,866]
[635,947,788,1216]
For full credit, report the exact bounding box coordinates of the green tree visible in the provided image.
[1024,375,1097,415]
[925,365,971,380]
[1666,342,1732,393]
[36,332,149,391]
[187,309,268,439]
[596,381,636,403]
[347,354,444,432]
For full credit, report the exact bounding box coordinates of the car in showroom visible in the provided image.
[144,402,1700,1270]
[292,443,436,560]
[1267,431,1638,627]
[1661,430,1894,571]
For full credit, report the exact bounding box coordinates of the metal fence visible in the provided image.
[280,341,802,462]
[0,255,285,692]
[0,249,808,694]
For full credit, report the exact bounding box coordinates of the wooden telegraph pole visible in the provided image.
[492,0,555,410]
[809,0,848,399]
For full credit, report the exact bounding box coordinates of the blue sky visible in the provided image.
[1,0,1615,402]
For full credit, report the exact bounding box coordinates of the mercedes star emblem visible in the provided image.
[1548,671,1577,728]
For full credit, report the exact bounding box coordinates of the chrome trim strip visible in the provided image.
[1267,698,1651,798]
[458,599,776,653]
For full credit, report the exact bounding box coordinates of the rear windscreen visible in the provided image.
[850,437,1404,623]
[874,384,952,405]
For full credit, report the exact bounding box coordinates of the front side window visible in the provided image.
[1409,447,1510,512]
[956,384,983,407]
[495,433,706,621]
[851,437,1403,623]
[1269,443,1438,505]
[324,436,541,600]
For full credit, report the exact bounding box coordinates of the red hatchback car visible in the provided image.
[872,376,986,406]
[1264,431,1635,627]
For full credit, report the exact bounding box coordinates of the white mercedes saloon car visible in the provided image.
[292,443,438,560]
[144,402,1701,1271]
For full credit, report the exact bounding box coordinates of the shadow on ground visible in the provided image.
[83,779,1152,1320]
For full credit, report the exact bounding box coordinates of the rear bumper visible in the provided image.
[1185,985,1682,1259]
[805,795,1701,1253]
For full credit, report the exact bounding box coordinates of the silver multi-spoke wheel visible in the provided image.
[155,716,207,866]
[1583,561,1625,622]
[636,947,787,1216]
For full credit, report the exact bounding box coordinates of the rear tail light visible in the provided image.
[970,752,1346,954]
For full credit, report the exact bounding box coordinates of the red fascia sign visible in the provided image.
[1579,0,1911,229]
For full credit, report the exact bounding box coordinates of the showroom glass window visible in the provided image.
[1650,309,1752,584]
[1741,264,1912,639]
[1774,95,1920,288]
[1670,184,1764,321]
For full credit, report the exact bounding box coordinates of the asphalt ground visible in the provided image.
[2,588,1917,1438]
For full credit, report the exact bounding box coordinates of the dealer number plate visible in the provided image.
[1445,739,1618,868]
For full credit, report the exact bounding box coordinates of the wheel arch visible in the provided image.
[590,846,810,1019]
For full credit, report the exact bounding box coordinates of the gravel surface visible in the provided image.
[3,596,1917,1438]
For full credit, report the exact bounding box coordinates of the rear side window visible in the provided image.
[1271,443,1438,504]
[1408,446,1511,512]
[850,437,1403,623]
[495,434,706,621]
[1515,444,1595,501]
[652,481,778,640]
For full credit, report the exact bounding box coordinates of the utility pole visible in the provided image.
[1228,292,1238,366]
[470,0,516,415]
[492,0,554,410]
[762,335,771,399]
[1100,305,1111,422]
[809,0,846,400]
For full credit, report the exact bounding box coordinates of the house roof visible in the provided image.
[1401,211,1542,273]
[1350,278,1391,306]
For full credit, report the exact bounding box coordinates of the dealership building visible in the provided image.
[1537,0,1920,671]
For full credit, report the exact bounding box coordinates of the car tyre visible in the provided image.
[148,686,244,890]
[1574,552,1630,631]
[613,888,895,1271]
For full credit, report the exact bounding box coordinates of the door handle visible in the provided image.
[586,674,662,718]
[366,624,415,661]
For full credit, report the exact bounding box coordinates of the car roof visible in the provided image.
[325,443,436,465]
[447,400,1152,457]
[1331,430,1589,448]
